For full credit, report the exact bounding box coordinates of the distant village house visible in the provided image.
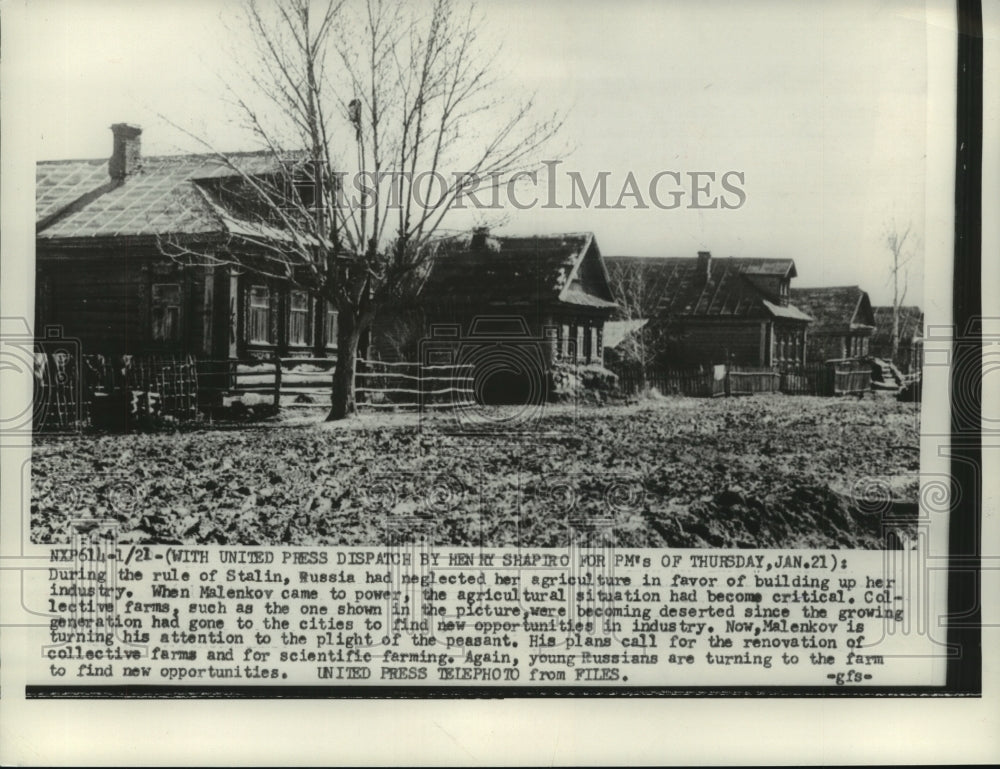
[789,286,876,362]
[604,252,812,368]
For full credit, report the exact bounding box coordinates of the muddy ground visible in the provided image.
[31,393,920,548]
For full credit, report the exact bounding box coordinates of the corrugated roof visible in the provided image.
[36,158,111,224]
[790,286,874,334]
[36,151,304,241]
[421,232,616,310]
[727,257,797,277]
[605,255,800,320]
[605,255,806,321]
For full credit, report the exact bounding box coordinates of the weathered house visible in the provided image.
[417,230,617,360]
[604,253,812,367]
[871,305,924,374]
[35,124,337,362]
[368,230,617,401]
[789,286,876,362]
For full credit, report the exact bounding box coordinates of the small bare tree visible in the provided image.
[884,220,916,364]
[161,0,563,419]
[605,259,679,382]
[606,260,652,376]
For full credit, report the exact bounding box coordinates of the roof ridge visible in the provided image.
[606,254,794,261]
[792,285,861,291]
[37,148,306,166]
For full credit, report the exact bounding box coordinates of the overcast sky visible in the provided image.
[26,0,934,306]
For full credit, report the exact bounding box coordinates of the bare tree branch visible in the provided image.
[159,0,566,419]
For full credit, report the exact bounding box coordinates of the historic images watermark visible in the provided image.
[325,161,747,212]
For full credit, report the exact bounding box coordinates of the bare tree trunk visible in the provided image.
[327,311,361,421]
[892,282,900,363]
[885,221,911,367]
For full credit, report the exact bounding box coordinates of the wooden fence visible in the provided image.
[33,352,340,429]
[355,359,475,412]
[34,352,201,429]
[614,363,726,398]
[196,356,336,409]
[32,350,482,427]
[727,366,781,396]
[610,360,873,398]
[33,350,83,431]
[82,354,200,426]
[830,361,873,395]
[779,364,825,396]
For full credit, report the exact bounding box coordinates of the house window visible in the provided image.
[288,290,311,346]
[583,323,592,362]
[595,326,603,361]
[249,285,272,344]
[152,283,181,342]
[325,302,338,348]
[561,324,571,360]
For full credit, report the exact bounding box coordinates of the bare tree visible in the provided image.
[606,260,652,378]
[161,0,563,419]
[884,220,915,364]
[605,259,679,382]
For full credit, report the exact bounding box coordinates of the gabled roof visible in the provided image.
[605,255,807,321]
[420,232,618,311]
[871,305,924,345]
[36,151,305,242]
[789,286,875,334]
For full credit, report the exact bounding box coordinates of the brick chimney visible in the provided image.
[109,123,142,181]
[697,250,711,281]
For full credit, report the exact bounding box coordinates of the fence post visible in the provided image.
[273,351,282,411]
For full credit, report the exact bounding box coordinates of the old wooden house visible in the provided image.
[789,286,876,362]
[365,230,617,402]
[604,252,812,367]
[415,229,617,358]
[35,124,337,362]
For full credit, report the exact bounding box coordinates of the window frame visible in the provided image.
[287,289,312,347]
[325,302,338,350]
[151,282,182,343]
[248,285,273,345]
